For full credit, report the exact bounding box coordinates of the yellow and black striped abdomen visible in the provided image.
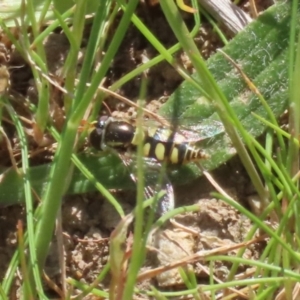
[142,127,209,165]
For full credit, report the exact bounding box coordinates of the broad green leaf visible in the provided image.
[0,2,293,204]
[159,2,290,183]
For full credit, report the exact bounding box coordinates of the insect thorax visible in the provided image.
[104,121,136,149]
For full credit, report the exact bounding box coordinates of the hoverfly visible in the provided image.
[89,115,224,215]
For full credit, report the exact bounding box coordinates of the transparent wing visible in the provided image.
[135,117,225,144]
[119,154,174,216]
[177,120,225,142]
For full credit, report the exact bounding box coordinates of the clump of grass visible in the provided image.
[0,0,299,299]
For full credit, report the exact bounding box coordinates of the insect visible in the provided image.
[89,115,224,215]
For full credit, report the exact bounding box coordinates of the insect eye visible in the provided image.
[89,116,110,150]
[98,116,109,129]
[89,127,103,150]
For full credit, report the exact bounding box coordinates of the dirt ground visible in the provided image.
[0,1,273,298]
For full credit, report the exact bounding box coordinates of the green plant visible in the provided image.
[0,0,299,298]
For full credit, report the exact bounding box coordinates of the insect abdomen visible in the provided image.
[143,127,208,165]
